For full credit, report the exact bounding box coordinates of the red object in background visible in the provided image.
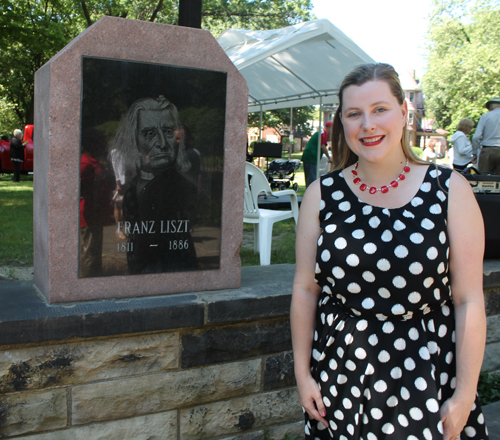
[0,124,34,174]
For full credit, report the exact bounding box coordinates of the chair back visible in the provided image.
[244,162,272,220]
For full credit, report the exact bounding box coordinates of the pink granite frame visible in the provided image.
[34,16,248,303]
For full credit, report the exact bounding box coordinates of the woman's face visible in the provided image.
[340,80,407,164]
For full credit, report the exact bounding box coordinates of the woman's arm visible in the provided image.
[440,171,486,440]
[290,179,328,428]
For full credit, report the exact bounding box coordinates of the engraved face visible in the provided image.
[136,109,178,172]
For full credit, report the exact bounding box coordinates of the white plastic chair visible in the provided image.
[243,162,299,266]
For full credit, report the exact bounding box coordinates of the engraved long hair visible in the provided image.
[110,96,190,175]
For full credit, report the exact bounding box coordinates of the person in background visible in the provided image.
[10,129,27,182]
[450,118,475,171]
[301,121,333,188]
[291,62,488,440]
[422,138,437,162]
[473,96,500,174]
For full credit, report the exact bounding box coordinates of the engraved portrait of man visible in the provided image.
[110,96,199,274]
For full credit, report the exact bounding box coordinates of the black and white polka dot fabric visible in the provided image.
[306,166,489,440]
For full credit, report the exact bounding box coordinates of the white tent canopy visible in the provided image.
[217,19,375,113]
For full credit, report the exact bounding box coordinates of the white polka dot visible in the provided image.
[325,212,332,220]
[362,298,375,309]
[440,372,448,385]
[394,245,409,258]
[478,413,485,424]
[346,254,360,266]
[410,232,424,244]
[437,190,446,201]
[345,360,356,371]
[338,347,344,358]
[398,414,409,427]
[421,181,432,192]
[339,201,351,211]
[391,367,402,379]
[325,224,337,233]
[345,214,356,223]
[334,409,344,420]
[352,229,365,239]
[347,424,354,435]
[362,271,375,282]
[382,208,390,216]
[438,325,447,338]
[439,231,446,244]
[330,384,338,396]
[437,262,445,274]
[393,276,407,288]
[337,374,348,384]
[391,304,405,315]
[409,262,423,275]
[381,230,393,242]
[394,338,406,350]
[382,423,394,434]
[312,349,321,361]
[368,334,378,345]
[408,327,419,340]
[351,386,361,398]
[347,283,361,293]
[442,305,450,316]
[326,277,335,286]
[433,288,441,300]
[409,407,424,420]
[321,249,331,262]
[327,313,334,326]
[426,247,438,260]
[465,427,477,437]
[332,190,344,200]
[394,220,406,231]
[419,346,431,360]
[320,200,326,210]
[411,196,424,207]
[343,398,353,409]
[355,348,367,359]
[332,266,345,279]
[427,320,435,332]
[415,377,428,391]
[370,408,383,420]
[362,205,373,215]
[378,287,391,298]
[369,216,381,228]
[421,218,435,230]
[323,396,331,407]
[423,277,434,288]
[356,320,368,331]
[423,427,432,440]
[317,235,323,247]
[335,237,347,249]
[426,398,439,413]
[364,243,377,254]
[377,259,391,271]
[404,357,416,370]
[329,358,338,370]
[367,433,377,440]
[378,350,390,363]
[400,387,410,400]
[429,203,442,214]
[345,333,354,345]
[323,177,333,186]
[383,322,395,333]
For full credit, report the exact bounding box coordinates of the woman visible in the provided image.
[451,119,475,171]
[9,129,26,182]
[423,138,438,162]
[291,63,488,440]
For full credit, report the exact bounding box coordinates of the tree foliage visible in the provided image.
[422,0,500,133]
[248,106,316,139]
[0,0,313,130]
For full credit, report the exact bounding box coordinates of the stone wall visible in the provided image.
[1,262,499,439]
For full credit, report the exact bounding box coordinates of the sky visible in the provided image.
[311,0,435,79]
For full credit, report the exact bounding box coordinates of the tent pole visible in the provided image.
[316,97,323,180]
[259,105,263,141]
[289,107,293,159]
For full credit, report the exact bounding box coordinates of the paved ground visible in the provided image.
[484,400,500,440]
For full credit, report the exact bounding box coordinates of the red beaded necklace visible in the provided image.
[351,159,411,194]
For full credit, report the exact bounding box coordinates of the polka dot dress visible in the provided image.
[306,166,489,440]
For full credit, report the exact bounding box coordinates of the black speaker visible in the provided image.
[475,193,500,259]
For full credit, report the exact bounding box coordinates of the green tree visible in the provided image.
[0,0,314,129]
[248,106,316,140]
[422,0,500,134]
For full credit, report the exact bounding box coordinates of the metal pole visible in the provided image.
[289,107,293,159]
[316,97,323,180]
[259,104,263,141]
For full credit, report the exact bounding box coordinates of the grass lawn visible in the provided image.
[0,173,34,266]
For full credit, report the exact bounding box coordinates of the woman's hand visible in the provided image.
[297,374,328,428]
[440,396,472,440]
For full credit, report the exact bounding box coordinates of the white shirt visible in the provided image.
[472,107,500,154]
[450,130,473,166]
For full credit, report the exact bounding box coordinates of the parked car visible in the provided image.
[0,125,34,174]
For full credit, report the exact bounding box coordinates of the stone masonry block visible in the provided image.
[0,333,179,393]
[267,421,305,440]
[182,318,291,368]
[483,340,500,372]
[263,351,296,391]
[485,289,500,316]
[218,431,265,440]
[0,389,67,437]
[72,359,261,425]
[179,388,302,440]
[13,411,177,440]
[487,314,500,344]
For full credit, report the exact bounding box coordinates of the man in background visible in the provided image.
[301,121,333,188]
[473,97,500,174]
